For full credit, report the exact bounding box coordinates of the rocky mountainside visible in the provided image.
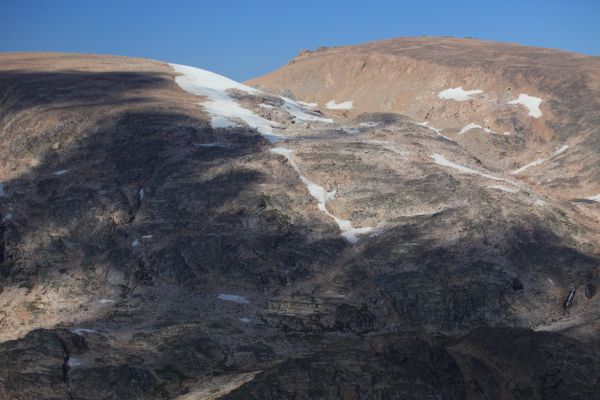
[0,39,599,399]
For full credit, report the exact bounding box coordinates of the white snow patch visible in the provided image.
[486,185,518,193]
[554,145,569,156]
[342,128,360,135]
[52,169,69,176]
[71,328,97,336]
[170,63,284,142]
[281,97,333,123]
[139,188,145,201]
[325,100,354,110]
[195,142,224,148]
[511,145,568,175]
[259,103,275,109]
[68,356,82,368]
[131,239,140,248]
[508,94,543,118]
[240,317,251,324]
[142,235,153,240]
[359,122,381,128]
[459,123,495,134]
[535,199,547,207]
[298,101,318,108]
[438,87,483,102]
[270,147,372,243]
[459,123,482,134]
[585,194,600,202]
[417,122,453,141]
[432,154,510,183]
[217,294,250,304]
[98,299,114,304]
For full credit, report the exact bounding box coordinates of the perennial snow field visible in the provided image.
[508,94,543,118]
[170,63,332,140]
[438,87,483,101]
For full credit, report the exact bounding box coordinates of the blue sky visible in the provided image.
[2,0,599,81]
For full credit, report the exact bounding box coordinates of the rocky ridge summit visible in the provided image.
[0,38,599,399]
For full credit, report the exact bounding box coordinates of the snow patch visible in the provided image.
[535,199,547,207]
[131,239,140,248]
[281,97,333,123]
[585,194,600,202]
[139,188,145,201]
[71,328,97,336]
[342,128,360,135]
[195,142,224,148]
[217,294,250,304]
[508,94,543,118]
[68,356,82,368]
[417,122,453,141]
[270,147,372,243]
[259,103,274,109]
[359,122,380,128]
[52,169,69,176]
[170,63,284,142]
[438,87,483,102]
[98,299,114,304]
[240,317,251,324]
[2,212,13,222]
[298,101,318,108]
[486,185,518,193]
[142,235,153,240]
[325,100,354,110]
[432,154,510,183]
[511,145,568,175]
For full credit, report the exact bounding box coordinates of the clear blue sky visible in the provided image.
[2,0,599,81]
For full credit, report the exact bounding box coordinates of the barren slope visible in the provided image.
[0,46,599,399]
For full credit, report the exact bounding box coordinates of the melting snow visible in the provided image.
[98,299,114,304]
[68,356,82,368]
[170,63,284,142]
[459,123,495,135]
[281,97,333,123]
[195,142,224,148]
[217,294,250,304]
[417,122,453,141]
[271,147,372,243]
[508,94,543,118]
[71,328,97,336]
[325,100,354,110]
[486,185,518,193]
[585,194,600,202]
[259,103,274,109]
[432,154,510,183]
[359,122,381,128]
[52,169,69,176]
[298,101,318,108]
[438,87,483,101]
[511,145,569,175]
